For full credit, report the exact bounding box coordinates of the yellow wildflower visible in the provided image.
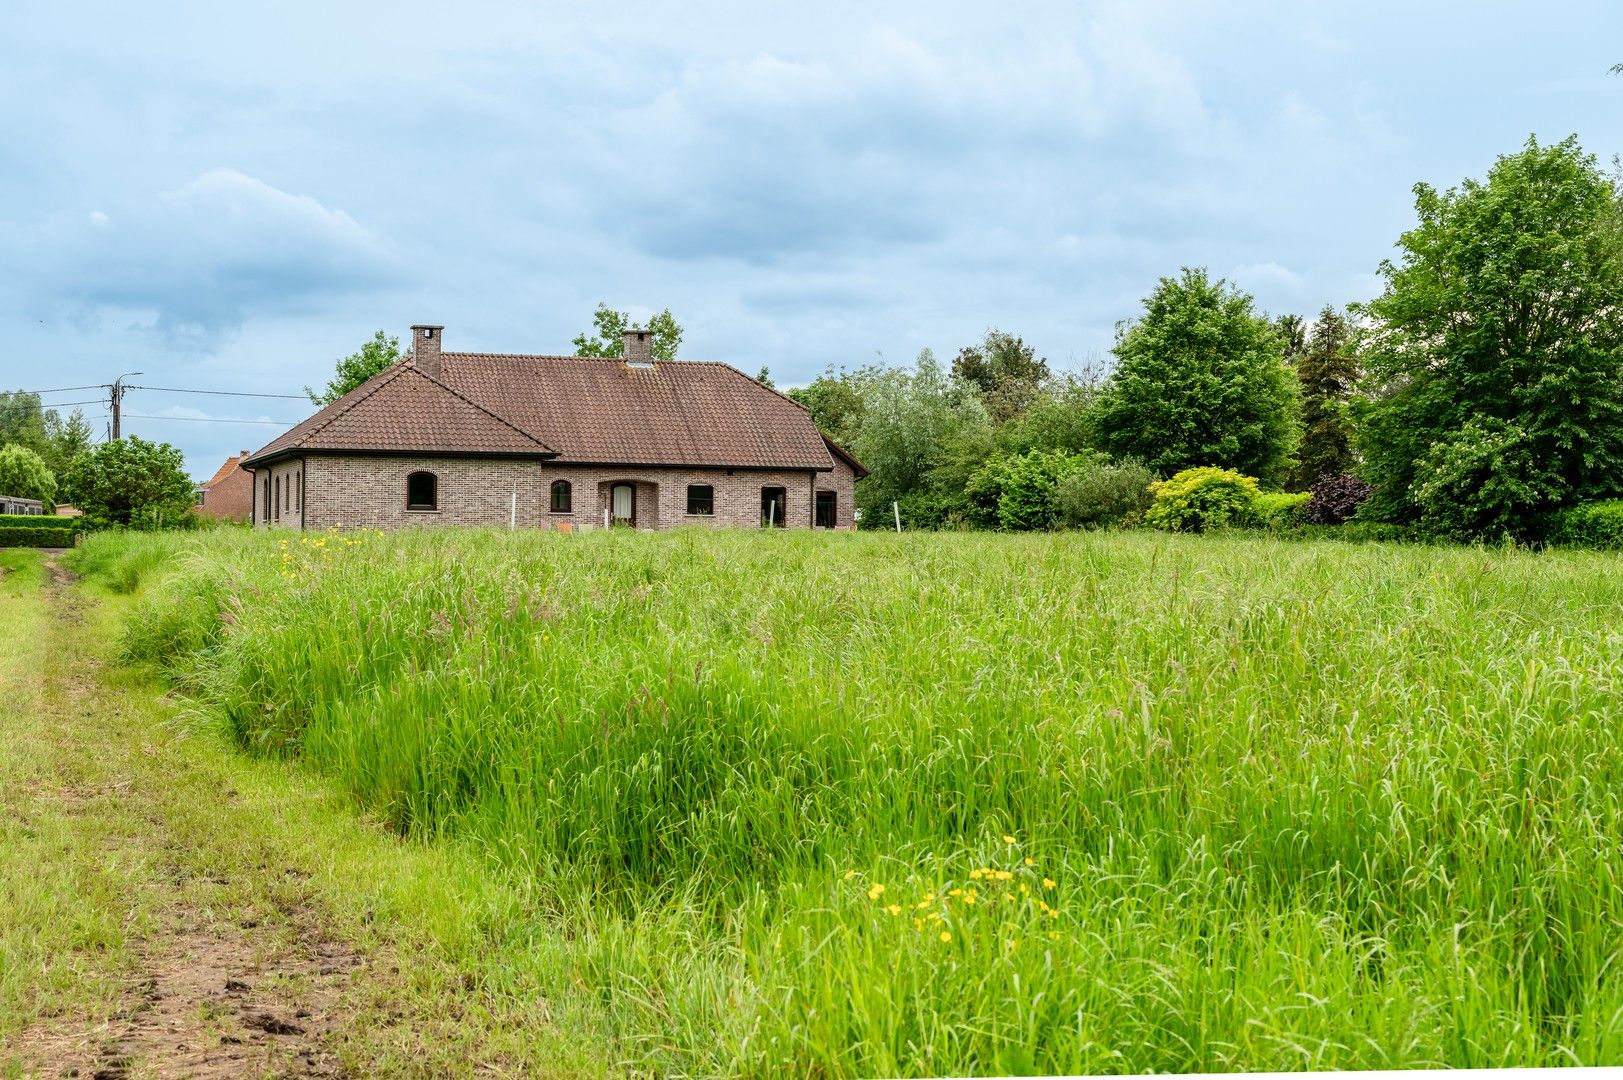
[1003,834,1016,844]
[969,869,984,880]
[1048,931,1060,941]
[843,870,857,880]
[913,917,923,930]
[994,870,1013,881]
[947,888,963,897]
[886,904,902,916]
[939,931,951,943]
[867,883,885,901]
[963,890,978,906]
[1024,857,1035,866]
[1019,883,1029,895]
[1043,878,1056,890]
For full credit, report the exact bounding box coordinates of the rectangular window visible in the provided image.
[815,490,836,528]
[294,472,301,511]
[274,475,282,519]
[686,484,714,516]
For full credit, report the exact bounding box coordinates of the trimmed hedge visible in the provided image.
[1551,500,1623,550]
[0,513,77,530]
[0,526,79,548]
[1252,491,1310,530]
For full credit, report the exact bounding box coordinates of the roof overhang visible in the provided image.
[241,447,560,470]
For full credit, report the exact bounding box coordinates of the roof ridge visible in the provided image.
[411,365,555,453]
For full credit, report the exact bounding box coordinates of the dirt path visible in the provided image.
[12,557,360,1079]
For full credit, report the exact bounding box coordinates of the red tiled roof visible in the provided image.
[437,354,837,470]
[201,451,249,489]
[242,363,553,466]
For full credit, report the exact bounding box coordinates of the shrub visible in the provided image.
[1410,418,1559,541]
[1251,492,1310,530]
[1551,500,1623,549]
[0,526,77,548]
[0,513,77,530]
[1055,458,1155,528]
[1304,473,1373,525]
[1143,467,1261,532]
[964,449,1093,531]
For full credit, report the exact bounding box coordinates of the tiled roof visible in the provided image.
[201,452,249,489]
[242,363,553,466]
[437,354,838,470]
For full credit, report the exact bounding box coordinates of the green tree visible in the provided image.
[41,408,95,478]
[952,330,1051,423]
[1094,268,1301,488]
[1355,136,1623,535]
[1276,314,1308,364]
[572,304,684,360]
[306,330,403,405]
[0,391,50,455]
[788,367,873,441]
[61,436,195,528]
[0,444,56,505]
[1290,306,1360,489]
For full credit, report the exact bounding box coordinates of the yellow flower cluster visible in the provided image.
[843,834,1064,951]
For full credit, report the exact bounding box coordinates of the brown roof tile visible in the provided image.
[437,354,836,470]
[242,363,552,466]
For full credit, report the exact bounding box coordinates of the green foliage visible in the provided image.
[61,437,195,529]
[993,375,1099,456]
[963,448,1090,531]
[1143,466,1261,532]
[0,391,49,451]
[1095,268,1301,488]
[571,303,684,361]
[0,514,77,530]
[306,330,403,405]
[952,330,1052,423]
[0,525,76,548]
[1551,500,1623,549]
[1,391,96,477]
[97,527,1623,1074]
[1054,457,1154,528]
[786,367,871,440]
[1291,306,1360,489]
[1356,136,1623,535]
[1409,418,1556,541]
[0,444,56,506]
[1251,491,1311,530]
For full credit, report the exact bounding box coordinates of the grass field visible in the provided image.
[68,526,1623,1075]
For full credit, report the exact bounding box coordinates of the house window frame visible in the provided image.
[815,489,837,529]
[406,470,440,513]
[550,479,573,513]
[686,484,714,516]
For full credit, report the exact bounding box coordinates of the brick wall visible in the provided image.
[258,454,859,532]
[198,462,253,521]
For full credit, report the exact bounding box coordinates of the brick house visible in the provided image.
[240,325,866,532]
[196,451,254,521]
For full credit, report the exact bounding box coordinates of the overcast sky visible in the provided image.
[3,1,1622,476]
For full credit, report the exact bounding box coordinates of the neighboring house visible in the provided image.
[0,496,44,515]
[241,325,866,532]
[196,451,254,521]
[53,505,84,519]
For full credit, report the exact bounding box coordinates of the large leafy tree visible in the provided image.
[41,408,95,478]
[0,391,50,454]
[1290,306,1360,489]
[1094,268,1300,488]
[572,303,684,360]
[61,436,195,528]
[0,444,56,505]
[951,330,1051,423]
[306,330,403,405]
[1355,136,1623,536]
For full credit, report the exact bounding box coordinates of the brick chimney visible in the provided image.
[622,327,653,366]
[412,324,445,380]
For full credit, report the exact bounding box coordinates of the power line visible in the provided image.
[128,388,308,404]
[12,384,107,394]
[122,413,294,426]
[39,398,105,408]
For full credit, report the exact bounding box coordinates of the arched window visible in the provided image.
[550,479,572,513]
[406,471,438,512]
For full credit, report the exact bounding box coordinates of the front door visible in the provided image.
[761,486,787,528]
[611,483,635,527]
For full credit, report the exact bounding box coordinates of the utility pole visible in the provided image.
[109,371,143,440]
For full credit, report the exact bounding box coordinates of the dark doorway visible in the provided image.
[815,489,836,528]
[760,486,787,528]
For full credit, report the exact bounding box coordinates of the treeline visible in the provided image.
[790,136,1623,546]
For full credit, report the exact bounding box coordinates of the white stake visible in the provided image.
[893,501,901,533]
[510,485,517,530]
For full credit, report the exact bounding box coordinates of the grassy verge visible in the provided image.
[66,525,1623,1075]
[0,547,617,1076]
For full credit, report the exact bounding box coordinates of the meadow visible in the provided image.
[75,526,1623,1075]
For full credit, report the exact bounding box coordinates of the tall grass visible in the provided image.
[77,527,1623,1074]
